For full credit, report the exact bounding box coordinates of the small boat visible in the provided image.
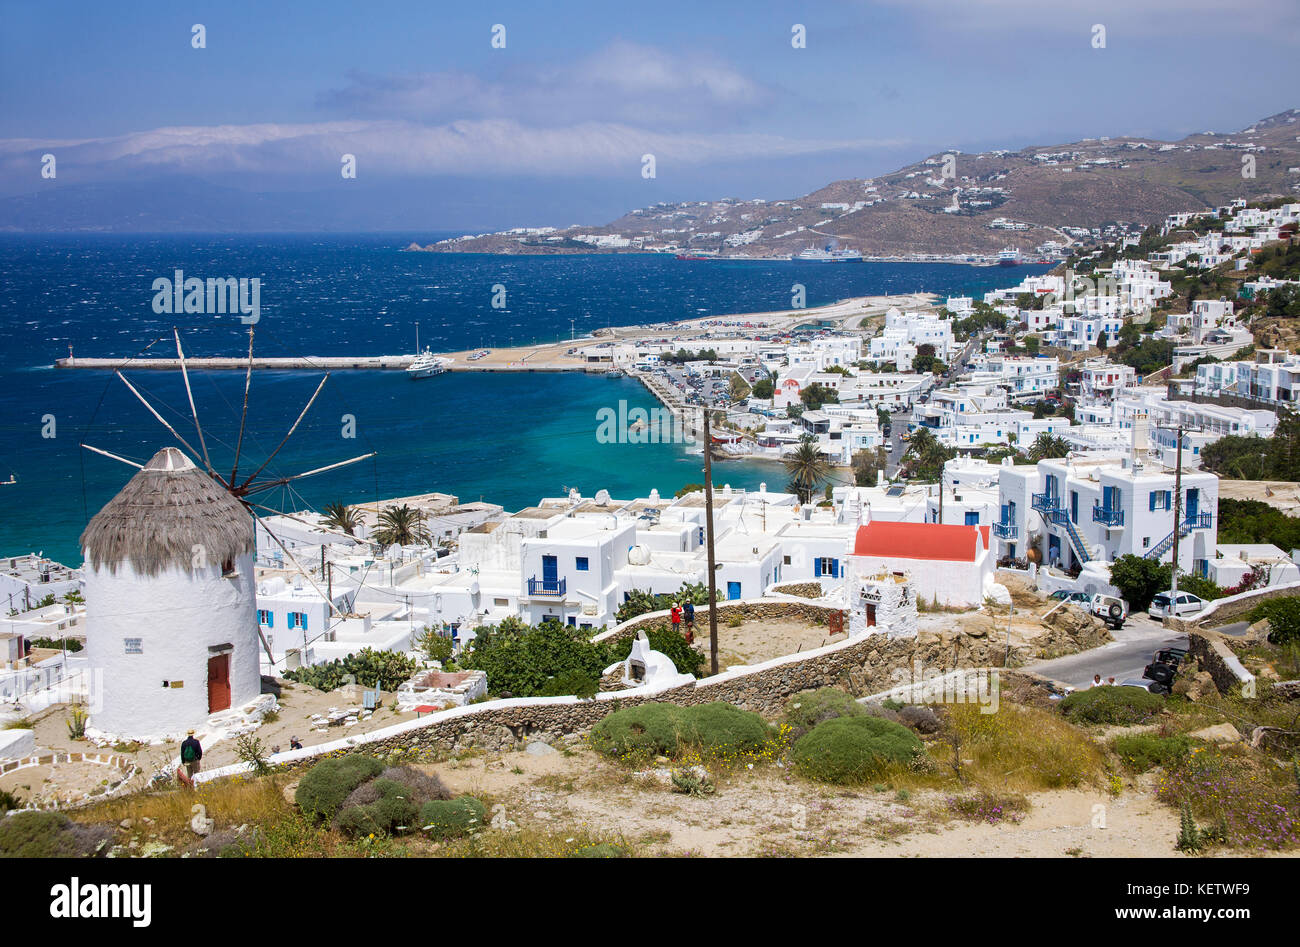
[605,368,625,378]
[0,473,15,486]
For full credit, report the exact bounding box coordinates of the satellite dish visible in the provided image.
[595,489,611,506]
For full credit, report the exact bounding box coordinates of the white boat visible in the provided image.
[794,242,863,263]
[407,349,448,378]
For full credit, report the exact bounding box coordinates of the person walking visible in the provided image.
[180,729,203,782]
[670,602,682,635]
[682,600,696,644]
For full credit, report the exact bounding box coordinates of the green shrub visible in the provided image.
[419,796,486,839]
[283,648,420,692]
[1251,597,1300,645]
[783,687,864,739]
[791,716,923,784]
[589,701,770,759]
[680,702,771,754]
[572,843,627,857]
[0,789,23,813]
[1112,733,1192,772]
[295,755,385,821]
[1059,686,1166,726]
[590,703,687,758]
[460,618,609,697]
[539,669,600,699]
[0,811,80,857]
[334,779,420,837]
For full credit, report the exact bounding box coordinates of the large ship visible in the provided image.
[997,247,1022,267]
[675,250,719,260]
[793,241,863,263]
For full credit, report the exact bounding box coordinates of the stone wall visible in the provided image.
[595,599,842,643]
[1176,581,1300,631]
[200,619,1024,781]
[1187,630,1256,697]
[769,582,824,600]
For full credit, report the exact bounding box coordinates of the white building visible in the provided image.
[848,520,995,608]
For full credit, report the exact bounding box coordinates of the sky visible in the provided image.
[1,0,1298,231]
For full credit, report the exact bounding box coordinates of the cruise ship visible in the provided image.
[793,242,863,263]
[406,349,450,378]
[997,247,1022,266]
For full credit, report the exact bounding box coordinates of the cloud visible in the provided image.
[0,118,902,184]
[317,40,771,127]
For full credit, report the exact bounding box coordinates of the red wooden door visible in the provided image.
[207,653,231,713]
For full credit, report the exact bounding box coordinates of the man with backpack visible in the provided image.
[682,600,696,644]
[180,729,203,781]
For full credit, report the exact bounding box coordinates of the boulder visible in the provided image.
[897,704,942,734]
[524,741,557,757]
[1189,723,1241,744]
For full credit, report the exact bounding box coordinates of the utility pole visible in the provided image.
[702,409,720,676]
[1168,423,1184,621]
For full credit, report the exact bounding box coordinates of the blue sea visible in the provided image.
[0,233,1050,565]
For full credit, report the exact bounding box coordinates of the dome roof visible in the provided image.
[80,447,254,577]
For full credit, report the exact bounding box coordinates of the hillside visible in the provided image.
[412,110,1300,259]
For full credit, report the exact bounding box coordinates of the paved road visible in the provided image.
[1025,612,1187,689]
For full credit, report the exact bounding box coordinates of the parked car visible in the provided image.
[1118,678,1161,692]
[1090,594,1128,629]
[1049,589,1088,603]
[1143,646,1189,695]
[1148,591,1206,619]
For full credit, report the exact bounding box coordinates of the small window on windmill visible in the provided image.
[222,557,237,578]
[124,637,143,655]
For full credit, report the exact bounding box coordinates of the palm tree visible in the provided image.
[784,434,830,504]
[372,504,431,548]
[907,426,937,457]
[1028,433,1071,462]
[321,500,360,536]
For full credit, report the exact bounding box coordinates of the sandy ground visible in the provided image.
[692,617,848,670]
[1216,479,1300,516]
[420,743,1197,858]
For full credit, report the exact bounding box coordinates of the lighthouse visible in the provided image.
[80,447,261,741]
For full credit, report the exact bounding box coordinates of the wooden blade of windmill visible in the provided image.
[236,373,330,492]
[240,452,376,497]
[230,326,255,486]
[247,506,346,619]
[115,372,210,473]
[80,443,145,469]
[245,499,367,544]
[172,328,218,481]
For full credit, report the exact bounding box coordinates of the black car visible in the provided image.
[1142,646,1189,695]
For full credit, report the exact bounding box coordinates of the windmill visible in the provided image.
[81,326,376,664]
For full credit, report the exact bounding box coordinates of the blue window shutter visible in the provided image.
[1149,491,1156,511]
[268,612,273,628]
[302,614,308,632]
[814,558,822,578]
[831,559,840,578]
[1165,490,1172,510]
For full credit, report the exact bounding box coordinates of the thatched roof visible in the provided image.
[80,447,254,577]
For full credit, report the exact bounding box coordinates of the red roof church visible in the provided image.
[849,521,993,608]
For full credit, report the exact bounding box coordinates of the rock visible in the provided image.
[1189,723,1241,743]
[1182,671,1217,701]
[897,705,941,734]
[1271,680,1300,700]
[524,741,557,757]
[118,819,134,831]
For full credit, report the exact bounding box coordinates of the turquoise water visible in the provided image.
[0,234,1050,565]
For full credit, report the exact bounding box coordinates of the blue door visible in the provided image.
[1048,535,1061,565]
[964,511,979,525]
[1185,488,1199,519]
[542,555,558,588]
[727,581,741,600]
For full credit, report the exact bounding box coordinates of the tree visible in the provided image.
[372,504,431,548]
[751,378,775,400]
[1108,555,1172,613]
[800,383,838,410]
[784,434,830,504]
[1027,433,1071,462]
[1096,331,1108,350]
[852,447,887,486]
[321,500,360,536]
[675,482,704,498]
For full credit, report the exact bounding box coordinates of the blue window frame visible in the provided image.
[288,612,307,631]
[575,557,589,572]
[257,609,272,627]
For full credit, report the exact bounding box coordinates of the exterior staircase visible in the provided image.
[1143,512,1213,561]
[1032,491,1091,565]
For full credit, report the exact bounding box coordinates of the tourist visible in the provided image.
[290,735,303,750]
[670,602,682,634]
[1090,674,1104,688]
[180,729,203,780]
[683,600,696,643]
[1107,676,1117,686]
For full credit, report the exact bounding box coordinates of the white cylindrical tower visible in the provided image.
[81,447,261,741]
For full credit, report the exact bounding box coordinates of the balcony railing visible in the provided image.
[1185,511,1212,530]
[1092,504,1125,527]
[527,576,566,597]
[1030,491,1060,514]
[991,522,1018,539]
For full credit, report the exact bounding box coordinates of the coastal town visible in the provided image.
[3,193,1300,861]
